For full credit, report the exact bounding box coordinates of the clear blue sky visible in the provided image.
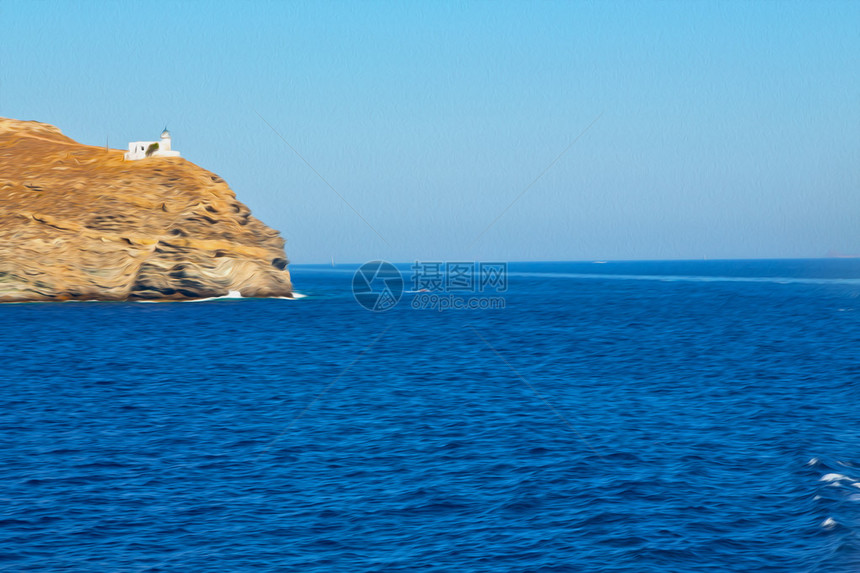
[2,1,858,263]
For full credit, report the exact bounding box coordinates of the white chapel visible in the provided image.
[124,128,181,161]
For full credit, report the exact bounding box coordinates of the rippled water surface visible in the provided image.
[2,260,860,571]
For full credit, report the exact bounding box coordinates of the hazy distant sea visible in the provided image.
[2,259,859,572]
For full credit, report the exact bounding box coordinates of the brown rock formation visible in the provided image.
[0,117,292,302]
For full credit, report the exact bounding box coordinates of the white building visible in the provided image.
[124,128,181,160]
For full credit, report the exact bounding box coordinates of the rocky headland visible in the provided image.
[0,118,292,302]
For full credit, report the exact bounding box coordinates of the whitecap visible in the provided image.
[807,457,820,466]
[187,294,229,303]
[821,517,838,529]
[189,290,308,302]
[820,473,851,483]
[505,271,860,286]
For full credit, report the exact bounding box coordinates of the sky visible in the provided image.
[1,1,858,263]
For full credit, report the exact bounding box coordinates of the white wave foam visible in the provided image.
[187,293,236,303]
[82,290,303,303]
[506,271,860,286]
[818,472,860,494]
[820,473,852,483]
[185,290,305,302]
[821,517,838,529]
[807,457,820,466]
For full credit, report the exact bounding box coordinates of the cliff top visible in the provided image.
[0,117,292,301]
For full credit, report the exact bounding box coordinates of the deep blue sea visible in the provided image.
[2,259,860,572]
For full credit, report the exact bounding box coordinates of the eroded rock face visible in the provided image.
[0,117,292,302]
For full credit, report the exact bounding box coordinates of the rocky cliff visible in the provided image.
[0,118,292,302]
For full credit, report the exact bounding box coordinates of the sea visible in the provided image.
[1,259,859,572]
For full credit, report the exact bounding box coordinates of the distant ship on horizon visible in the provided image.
[825,250,860,259]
